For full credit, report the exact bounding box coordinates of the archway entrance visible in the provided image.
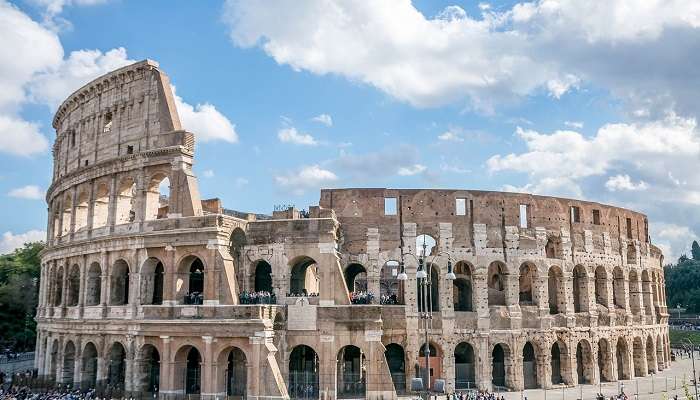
[380,261,403,304]
[419,343,442,389]
[226,348,247,398]
[645,337,656,374]
[616,338,631,380]
[63,341,76,386]
[633,337,645,377]
[337,345,366,398]
[573,265,588,312]
[492,344,510,389]
[344,263,367,293]
[289,257,319,296]
[135,345,160,395]
[385,344,405,394]
[488,262,507,306]
[523,342,539,389]
[551,342,563,385]
[598,338,613,382]
[455,342,476,390]
[107,343,126,390]
[81,342,98,389]
[254,261,273,293]
[289,345,319,399]
[576,340,594,384]
[453,262,473,311]
[186,347,202,394]
[110,260,129,305]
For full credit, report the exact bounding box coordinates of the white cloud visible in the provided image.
[202,169,215,178]
[223,0,700,117]
[274,165,337,195]
[278,127,317,145]
[235,177,249,187]
[652,223,697,262]
[564,121,584,129]
[332,145,433,182]
[605,175,648,192]
[0,230,46,254]
[438,131,464,142]
[172,86,239,143]
[311,113,333,126]
[8,185,44,200]
[0,116,49,156]
[397,164,427,176]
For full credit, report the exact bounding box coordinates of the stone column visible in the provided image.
[106,174,118,233]
[124,335,135,393]
[366,338,396,399]
[473,270,489,330]
[511,350,523,391]
[319,339,336,399]
[100,252,109,306]
[478,337,491,391]
[201,336,215,399]
[443,349,456,395]
[73,337,82,389]
[158,336,174,400]
[540,351,552,389]
[86,179,96,234]
[163,245,177,305]
[61,261,69,307]
[69,185,78,238]
[366,228,381,301]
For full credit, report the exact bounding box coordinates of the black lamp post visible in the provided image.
[397,237,455,395]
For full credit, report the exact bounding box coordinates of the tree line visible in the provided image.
[664,240,700,313]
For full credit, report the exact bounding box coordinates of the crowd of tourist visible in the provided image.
[350,291,374,304]
[286,291,319,297]
[238,290,276,304]
[183,291,203,305]
[448,390,505,400]
[380,293,400,305]
[596,392,629,400]
[0,387,97,400]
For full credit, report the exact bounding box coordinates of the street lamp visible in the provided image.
[397,236,455,396]
[682,338,699,400]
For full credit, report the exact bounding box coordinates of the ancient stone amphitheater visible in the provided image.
[35,60,669,400]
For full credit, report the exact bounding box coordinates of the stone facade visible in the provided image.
[35,60,670,400]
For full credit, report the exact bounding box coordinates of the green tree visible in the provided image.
[665,242,700,313]
[0,241,44,351]
[692,240,700,261]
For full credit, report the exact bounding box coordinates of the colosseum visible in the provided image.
[35,60,670,400]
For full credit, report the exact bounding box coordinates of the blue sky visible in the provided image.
[1,0,700,259]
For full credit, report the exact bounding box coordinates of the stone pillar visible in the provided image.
[61,261,69,307]
[203,246,219,305]
[158,336,174,400]
[511,351,523,391]
[163,245,177,305]
[69,185,78,238]
[366,338,396,399]
[473,270,489,330]
[100,252,109,306]
[106,174,118,233]
[124,335,135,393]
[86,179,96,233]
[201,336,215,399]
[319,339,336,399]
[540,351,552,389]
[478,337,491,391]
[366,228,381,301]
[73,337,82,389]
[443,348,456,395]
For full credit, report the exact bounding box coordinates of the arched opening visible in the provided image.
[613,267,626,309]
[225,348,247,398]
[628,270,641,315]
[641,270,653,315]
[92,182,109,228]
[67,264,80,307]
[627,244,636,264]
[140,258,164,305]
[519,263,535,305]
[53,266,64,306]
[632,337,646,377]
[185,347,202,394]
[576,340,594,384]
[254,260,273,293]
[416,234,437,257]
[491,344,510,389]
[115,177,136,224]
[52,208,61,238]
[337,345,366,398]
[135,345,160,394]
[63,341,76,386]
[488,261,507,306]
[545,237,560,259]
[344,263,367,293]
[289,257,319,296]
[110,260,130,305]
[616,338,631,380]
[417,263,439,312]
[523,342,539,389]
[645,336,656,374]
[419,342,442,389]
[74,190,89,231]
[573,265,589,313]
[50,339,59,380]
[61,194,72,236]
[385,344,405,393]
[81,342,98,389]
[145,173,170,220]
[107,342,126,390]
[598,338,613,382]
[289,345,319,400]
[455,342,476,390]
[594,266,608,307]
[380,260,403,304]
[86,262,101,306]
[453,261,473,311]
[229,228,247,277]
[551,342,564,385]
[548,266,564,314]
[176,256,205,304]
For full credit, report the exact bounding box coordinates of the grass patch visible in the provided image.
[669,329,700,345]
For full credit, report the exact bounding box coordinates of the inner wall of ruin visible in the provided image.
[35,60,670,400]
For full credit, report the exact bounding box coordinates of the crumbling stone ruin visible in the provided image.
[35,60,670,399]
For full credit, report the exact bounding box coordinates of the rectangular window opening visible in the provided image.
[384,197,397,216]
[519,204,528,228]
[570,206,581,223]
[592,209,601,225]
[455,198,466,216]
[126,145,134,155]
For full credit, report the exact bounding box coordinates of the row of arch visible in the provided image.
[41,331,669,398]
[43,256,206,307]
[50,172,171,239]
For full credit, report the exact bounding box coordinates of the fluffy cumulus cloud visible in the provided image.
[277,127,317,145]
[488,114,700,258]
[311,113,332,127]
[0,230,46,254]
[438,131,464,142]
[397,164,427,176]
[172,86,239,143]
[331,144,436,182]
[274,165,337,195]
[8,185,44,200]
[223,0,700,115]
